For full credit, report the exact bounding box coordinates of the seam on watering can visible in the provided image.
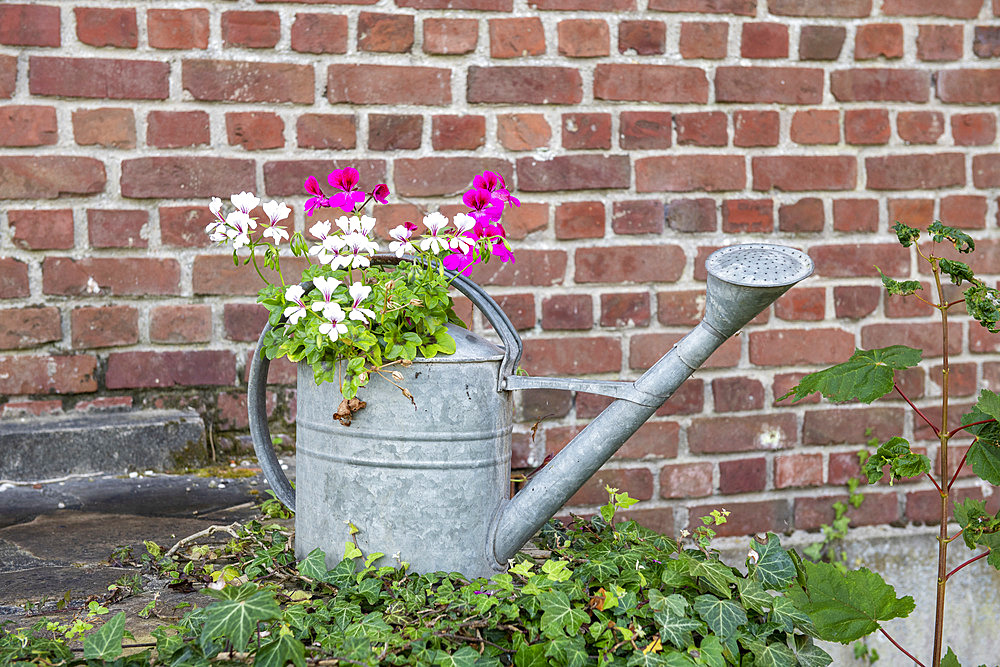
[296,418,511,442]
[295,443,512,470]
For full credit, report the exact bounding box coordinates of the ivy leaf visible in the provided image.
[786,560,914,643]
[297,547,330,581]
[654,610,703,649]
[790,636,833,667]
[434,646,480,667]
[768,595,812,635]
[939,259,975,286]
[696,635,726,667]
[255,627,307,667]
[627,650,694,667]
[736,578,772,615]
[649,590,687,617]
[862,437,931,485]
[928,221,975,253]
[891,221,920,247]
[538,590,590,639]
[689,559,739,599]
[965,283,1000,333]
[778,346,922,404]
[545,636,588,667]
[692,594,747,641]
[82,611,126,660]
[742,637,796,667]
[877,268,922,296]
[751,534,797,589]
[200,587,281,653]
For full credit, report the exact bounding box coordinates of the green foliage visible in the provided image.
[778,346,922,404]
[82,611,126,660]
[861,437,931,485]
[877,267,922,296]
[938,259,974,287]
[927,221,974,253]
[964,282,1000,333]
[891,222,921,247]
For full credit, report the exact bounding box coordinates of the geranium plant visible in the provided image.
[206,168,517,402]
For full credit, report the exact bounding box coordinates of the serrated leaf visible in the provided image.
[891,222,920,247]
[966,439,1000,486]
[939,259,975,286]
[743,637,796,667]
[965,283,1000,333]
[877,268,922,296]
[654,610,703,649]
[928,221,975,253]
[83,611,126,660]
[693,594,747,640]
[751,534,797,589]
[255,628,307,667]
[862,437,930,485]
[538,590,590,639]
[297,547,329,581]
[941,647,961,667]
[972,389,1000,421]
[689,559,738,599]
[786,561,914,643]
[200,588,281,652]
[778,346,922,404]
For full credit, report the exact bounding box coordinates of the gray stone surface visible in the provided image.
[0,409,207,481]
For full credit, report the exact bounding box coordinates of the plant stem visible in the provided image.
[947,445,971,491]
[879,627,926,667]
[946,550,990,580]
[947,419,996,439]
[931,258,950,667]
[924,473,942,494]
[249,251,270,285]
[944,527,963,544]
[894,383,939,435]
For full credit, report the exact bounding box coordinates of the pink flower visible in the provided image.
[304,176,330,217]
[371,183,390,204]
[474,171,520,208]
[328,168,367,213]
[463,188,503,223]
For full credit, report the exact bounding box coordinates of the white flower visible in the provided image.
[318,303,348,342]
[334,215,354,235]
[355,215,377,238]
[452,212,475,235]
[282,284,308,325]
[209,197,224,219]
[348,282,376,323]
[263,223,289,244]
[224,210,255,249]
[419,212,450,254]
[388,225,416,258]
[335,233,379,270]
[231,191,260,214]
[263,200,291,224]
[309,220,332,240]
[310,276,340,314]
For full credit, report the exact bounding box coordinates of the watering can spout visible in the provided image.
[490,244,814,567]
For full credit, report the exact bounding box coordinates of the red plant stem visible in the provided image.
[946,299,966,308]
[894,383,939,435]
[947,447,971,491]
[945,528,964,544]
[924,472,942,494]
[946,550,990,581]
[879,627,926,667]
[947,419,996,438]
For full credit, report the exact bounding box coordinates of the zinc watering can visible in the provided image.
[248,243,814,579]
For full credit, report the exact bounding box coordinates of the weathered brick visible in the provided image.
[660,462,713,498]
[369,114,421,151]
[558,19,609,57]
[0,105,57,147]
[262,160,386,197]
[749,328,855,366]
[630,333,739,370]
[497,114,550,151]
[773,372,819,405]
[496,294,536,331]
[296,114,355,150]
[541,295,593,330]
[713,376,764,412]
[595,64,708,103]
[973,154,1000,187]
[774,453,823,489]
[518,388,571,422]
[567,468,652,507]
[833,199,878,233]
[222,10,279,48]
[929,362,976,397]
[601,293,651,327]
[675,112,727,147]
[432,115,484,151]
[184,60,313,104]
[795,492,900,530]
[657,290,704,327]
[0,354,97,395]
[488,17,545,58]
[666,198,716,232]
[193,254,299,296]
[291,13,347,54]
[9,209,74,250]
[619,20,665,55]
[555,201,604,239]
[778,198,824,233]
[521,337,621,376]
[619,111,671,149]
[121,157,254,198]
[575,246,684,284]
[464,250,566,287]
[722,199,772,233]
[679,22,728,59]
[799,25,845,60]
[862,322,962,358]
[866,153,965,190]
[0,4,60,47]
[883,0,983,18]
[741,22,788,58]
[719,457,766,494]
[87,209,147,249]
[148,9,209,50]
[907,487,982,524]
[831,68,930,102]
[897,111,944,144]
[70,305,138,348]
[689,414,797,454]
[937,69,1000,104]
[105,350,237,389]
[845,108,890,145]
[398,0,510,9]
[394,157,509,197]
[769,0,871,15]
[150,305,212,344]
[790,109,839,144]
[774,285,825,320]
[147,110,210,148]
[423,18,477,55]
[888,198,933,227]
[0,55,15,98]
[952,113,996,146]
[75,7,137,48]
[43,257,181,296]
[753,156,856,191]
[834,285,880,318]
[72,108,135,149]
[0,259,29,298]
[648,0,755,14]
[716,66,823,104]
[855,23,903,59]
[940,195,987,229]
[0,307,61,350]
[733,110,778,147]
[159,206,212,248]
[468,66,580,104]
[612,200,663,235]
[917,24,964,61]
[30,57,168,99]
[501,203,548,240]
[0,156,105,199]
[1,400,63,418]
[974,26,1000,57]
[224,303,269,342]
[562,113,611,150]
[518,155,629,192]
[637,155,745,192]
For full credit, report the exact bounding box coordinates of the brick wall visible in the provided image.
[1,0,999,537]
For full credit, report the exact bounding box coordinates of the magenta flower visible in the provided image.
[463,188,504,223]
[303,176,330,217]
[474,171,520,208]
[371,183,390,204]
[328,168,367,213]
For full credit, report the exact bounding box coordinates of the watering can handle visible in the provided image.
[247,255,524,512]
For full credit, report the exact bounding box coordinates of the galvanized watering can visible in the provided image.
[248,243,814,578]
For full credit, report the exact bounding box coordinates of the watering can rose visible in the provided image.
[206,168,517,400]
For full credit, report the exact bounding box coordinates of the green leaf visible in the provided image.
[654,610,703,649]
[255,627,307,667]
[689,559,738,599]
[742,638,796,667]
[928,221,975,253]
[966,439,1000,486]
[297,547,329,581]
[965,283,1000,333]
[545,636,589,667]
[83,611,126,660]
[786,560,914,643]
[538,590,590,639]
[974,389,1000,421]
[791,639,833,667]
[696,635,726,667]
[939,259,975,286]
[435,646,480,667]
[941,647,961,667]
[877,268,922,296]
[692,594,747,640]
[862,437,931,485]
[649,590,688,617]
[768,595,812,635]
[200,588,282,652]
[778,346,922,404]
[751,534,797,589]
[891,222,920,247]
[736,578,772,615]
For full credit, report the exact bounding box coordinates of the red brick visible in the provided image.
[75,7,136,48]
[70,305,138,349]
[9,209,73,250]
[468,66,580,104]
[637,155,744,192]
[716,66,823,104]
[630,333,739,370]
[834,285,880,318]
[431,115,484,151]
[497,114,550,151]
[749,328,855,366]
[884,279,931,318]
[689,414,797,454]
[184,60,313,104]
[576,380,703,419]
[518,155,629,192]
[121,157,254,198]
[774,454,823,489]
[0,55,15,98]
[148,9,209,50]
[464,249,566,287]
[906,487,982,524]
[87,209,147,249]
[368,114,421,151]
[0,354,97,395]
[0,307,61,350]
[0,4,60,47]
[601,293,651,327]
[719,457,766,494]
[558,19,608,57]
[862,322,962,358]
[554,201,604,239]
[106,350,236,389]
[147,110,209,149]
[679,22,727,59]
[832,199,878,233]
[828,451,864,484]
[802,407,905,446]
[790,109,839,144]
[974,25,1000,57]
[845,108,890,145]
[393,157,509,197]
[0,259,29,299]
[43,257,180,296]
[722,199,772,233]
[501,203,548,240]
[496,294,535,331]
[649,0,755,14]
[0,105,57,147]
[974,329,1000,354]
[866,153,965,190]
[660,462,713,499]
[222,11,279,49]
[30,56,167,100]
[296,114,355,151]
[159,206,212,248]
[973,154,1000,187]
[562,113,611,150]
[769,0,871,15]
[618,508,673,534]
[612,200,663,235]
[888,198,933,227]
[657,290,704,327]
[773,372,819,405]
[897,111,945,144]
[778,198,824,233]
[929,362,976,397]
[620,111,671,149]
[150,305,212,344]
[799,25,845,60]
[940,195,987,229]
[937,69,1000,104]
[917,24,964,61]
[2,400,63,418]
[712,377,764,412]
[952,113,996,145]
[193,254,298,296]
[224,303,269,342]
[521,337,621,376]
[290,13,347,54]
[666,199,716,232]
[741,22,788,58]
[753,156,857,192]
[541,295,592,330]
[226,112,285,151]
[774,285,825,320]
[423,18,477,55]
[72,108,135,149]
[855,24,903,59]
[733,110,778,147]
[883,0,983,18]
[517,388,571,423]
[614,422,678,460]
[594,64,708,103]
[398,0,509,8]
[567,468,652,507]
[575,246,684,284]
[795,492,900,530]
[357,12,413,53]
[0,156,105,199]
[73,396,133,413]
[831,68,930,102]
[675,112,727,147]
[619,20,665,55]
